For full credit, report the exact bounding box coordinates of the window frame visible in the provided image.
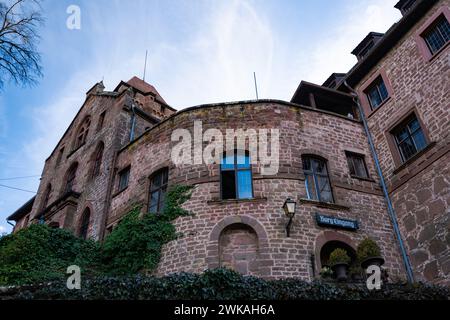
[97,111,106,132]
[147,168,169,214]
[64,163,78,194]
[415,7,450,61]
[74,116,91,150]
[117,166,130,192]
[219,151,254,200]
[358,68,393,117]
[345,152,370,179]
[385,109,431,168]
[391,114,428,163]
[302,155,334,204]
[79,208,91,240]
[422,15,450,55]
[91,142,104,178]
[365,76,389,110]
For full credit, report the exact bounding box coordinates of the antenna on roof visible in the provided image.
[143,50,148,82]
[253,72,259,100]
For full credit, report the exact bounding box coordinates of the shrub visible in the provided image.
[0,224,101,286]
[328,248,351,266]
[357,238,381,262]
[0,184,193,286]
[1,268,448,300]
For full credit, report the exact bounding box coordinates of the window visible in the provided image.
[148,168,168,213]
[79,208,90,239]
[220,151,253,200]
[65,163,78,193]
[97,111,106,132]
[365,76,389,109]
[423,15,450,54]
[392,114,427,162]
[91,142,104,178]
[118,166,130,192]
[74,116,91,149]
[302,156,333,203]
[41,184,52,211]
[55,147,64,167]
[346,152,369,179]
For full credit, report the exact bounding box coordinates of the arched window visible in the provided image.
[74,116,91,149]
[79,208,91,239]
[302,156,334,203]
[220,151,253,200]
[148,168,168,213]
[41,184,52,211]
[91,142,104,178]
[65,162,78,193]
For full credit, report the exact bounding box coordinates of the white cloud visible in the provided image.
[293,0,401,86]
[2,0,402,216]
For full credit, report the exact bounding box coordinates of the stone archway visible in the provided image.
[314,231,356,271]
[207,215,271,276]
[219,223,258,275]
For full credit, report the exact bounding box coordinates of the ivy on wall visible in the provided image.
[0,185,193,286]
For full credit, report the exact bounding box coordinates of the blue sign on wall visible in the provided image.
[315,213,359,231]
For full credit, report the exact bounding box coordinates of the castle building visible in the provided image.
[7,0,449,285]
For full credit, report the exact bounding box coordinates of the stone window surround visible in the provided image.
[206,215,271,272]
[414,6,450,62]
[357,68,394,118]
[78,206,92,239]
[300,150,337,205]
[314,230,356,274]
[147,167,169,214]
[384,107,432,170]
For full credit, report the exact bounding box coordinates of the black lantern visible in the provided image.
[283,198,297,237]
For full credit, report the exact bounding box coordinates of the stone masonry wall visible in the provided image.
[110,102,406,280]
[354,0,450,285]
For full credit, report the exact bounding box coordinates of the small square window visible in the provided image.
[392,114,427,162]
[346,152,369,179]
[118,167,130,192]
[365,76,389,110]
[423,15,450,55]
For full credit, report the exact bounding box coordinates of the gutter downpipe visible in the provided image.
[7,220,15,228]
[344,81,414,283]
[130,102,137,142]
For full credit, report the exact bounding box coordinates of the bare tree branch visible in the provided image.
[0,0,44,90]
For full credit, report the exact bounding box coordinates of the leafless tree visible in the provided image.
[0,0,44,90]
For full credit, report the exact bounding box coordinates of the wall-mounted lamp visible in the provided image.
[282,198,297,237]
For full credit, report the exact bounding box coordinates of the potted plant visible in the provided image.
[357,238,385,269]
[328,248,351,281]
[319,266,333,280]
[349,264,364,282]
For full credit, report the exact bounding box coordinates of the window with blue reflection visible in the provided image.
[220,151,253,200]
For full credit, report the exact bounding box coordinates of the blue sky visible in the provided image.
[0,0,401,233]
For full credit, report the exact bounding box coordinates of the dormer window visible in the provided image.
[351,32,384,61]
[394,0,416,16]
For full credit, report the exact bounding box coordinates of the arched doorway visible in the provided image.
[320,240,356,268]
[219,223,259,275]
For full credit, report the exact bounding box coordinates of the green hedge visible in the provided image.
[2,268,449,300]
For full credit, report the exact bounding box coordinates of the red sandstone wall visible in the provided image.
[110,102,405,280]
[354,0,450,285]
